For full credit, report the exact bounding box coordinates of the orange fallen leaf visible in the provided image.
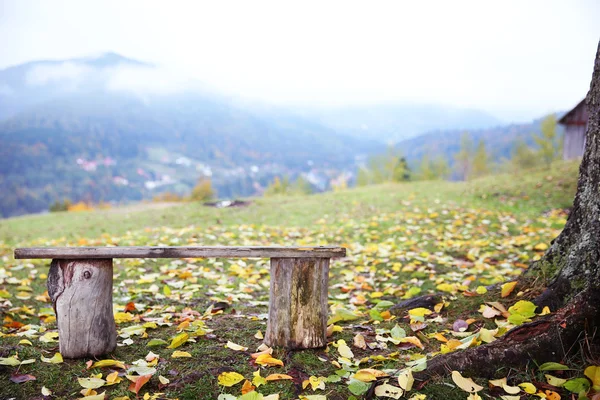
[124,302,136,312]
[128,374,152,394]
[251,347,273,359]
[265,374,293,381]
[433,333,448,343]
[241,380,255,394]
[400,336,424,349]
[544,390,561,400]
[501,281,518,298]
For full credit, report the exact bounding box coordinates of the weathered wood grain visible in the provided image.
[48,259,117,358]
[265,257,329,349]
[15,246,346,260]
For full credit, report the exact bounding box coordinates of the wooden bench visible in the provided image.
[14,246,346,358]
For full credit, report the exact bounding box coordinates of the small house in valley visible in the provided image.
[558,99,587,159]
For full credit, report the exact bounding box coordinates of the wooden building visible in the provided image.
[558,99,588,159]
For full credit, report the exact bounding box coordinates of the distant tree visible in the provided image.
[264,176,291,196]
[418,153,435,180]
[331,174,349,191]
[291,176,313,195]
[67,201,93,212]
[392,156,411,182]
[190,177,215,201]
[356,168,371,186]
[153,192,184,202]
[417,152,451,181]
[533,114,562,166]
[49,198,72,212]
[471,139,490,178]
[359,146,410,185]
[511,138,539,170]
[431,155,451,180]
[454,132,474,180]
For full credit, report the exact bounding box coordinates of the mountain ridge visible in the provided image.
[0,52,527,218]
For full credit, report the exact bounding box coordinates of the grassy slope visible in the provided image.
[0,161,578,245]
[0,161,582,400]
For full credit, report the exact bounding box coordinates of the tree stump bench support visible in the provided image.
[14,246,346,358]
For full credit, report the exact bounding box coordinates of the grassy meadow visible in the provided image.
[0,160,593,400]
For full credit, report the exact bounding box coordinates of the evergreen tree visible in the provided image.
[392,156,411,182]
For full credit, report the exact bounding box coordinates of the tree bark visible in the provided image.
[417,40,600,379]
[265,257,329,349]
[47,259,117,358]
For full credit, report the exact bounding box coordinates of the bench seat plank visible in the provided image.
[14,246,346,259]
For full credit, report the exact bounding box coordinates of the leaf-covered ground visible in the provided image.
[1,161,597,400]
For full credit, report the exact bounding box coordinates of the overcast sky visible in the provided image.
[1,0,599,121]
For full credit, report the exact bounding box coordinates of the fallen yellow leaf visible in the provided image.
[337,339,354,358]
[518,382,537,394]
[585,365,600,391]
[167,332,189,349]
[252,370,267,387]
[89,359,125,369]
[105,371,122,385]
[451,370,483,393]
[77,377,106,389]
[255,353,284,367]
[226,341,248,351]
[398,369,414,392]
[374,383,403,399]
[545,374,567,387]
[41,353,63,364]
[217,371,245,387]
[353,369,387,382]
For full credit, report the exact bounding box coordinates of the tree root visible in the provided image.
[414,290,600,379]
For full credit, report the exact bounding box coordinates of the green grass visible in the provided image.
[0,160,578,245]
[0,160,588,400]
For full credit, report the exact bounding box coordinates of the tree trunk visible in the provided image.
[47,259,117,358]
[417,40,600,379]
[264,257,329,349]
[522,40,600,306]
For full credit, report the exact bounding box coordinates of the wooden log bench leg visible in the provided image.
[47,259,117,358]
[265,257,329,349]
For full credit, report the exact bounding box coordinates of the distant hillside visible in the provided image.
[0,52,517,218]
[0,53,385,217]
[395,115,564,166]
